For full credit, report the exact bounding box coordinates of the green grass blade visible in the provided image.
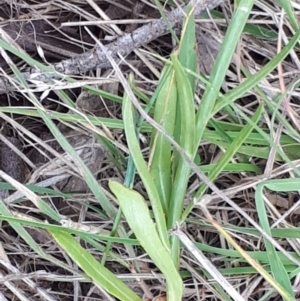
[150,65,177,214]
[0,107,132,131]
[207,10,278,40]
[109,181,183,301]
[25,95,117,220]
[194,242,300,265]
[122,87,169,248]
[0,214,138,245]
[258,268,300,301]
[153,0,179,44]
[41,118,116,218]
[193,104,263,200]
[196,0,255,147]
[168,54,196,265]
[178,4,197,93]
[276,0,298,30]
[199,163,261,173]
[255,181,296,301]
[0,201,77,274]
[49,229,142,301]
[0,39,123,104]
[212,29,300,115]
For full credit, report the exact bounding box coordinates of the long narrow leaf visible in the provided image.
[276,0,298,30]
[150,65,177,214]
[193,104,263,201]
[0,201,77,274]
[255,180,296,301]
[122,87,169,248]
[178,4,197,93]
[109,181,183,301]
[196,0,255,147]
[168,54,196,265]
[50,229,142,301]
[212,30,300,115]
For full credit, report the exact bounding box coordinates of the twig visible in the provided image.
[0,0,226,93]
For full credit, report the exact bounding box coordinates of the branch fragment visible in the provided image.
[0,0,226,93]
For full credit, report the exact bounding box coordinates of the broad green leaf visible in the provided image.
[172,5,197,176]
[109,181,183,301]
[262,178,300,192]
[50,229,141,301]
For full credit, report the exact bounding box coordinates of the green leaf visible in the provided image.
[0,214,138,245]
[168,54,196,265]
[0,200,76,274]
[255,179,297,301]
[196,0,255,146]
[122,85,169,249]
[194,104,263,200]
[244,24,277,40]
[150,65,177,214]
[50,230,141,301]
[276,0,298,30]
[212,29,300,115]
[208,10,277,41]
[109,181,183,301]
[178,4,197,93]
